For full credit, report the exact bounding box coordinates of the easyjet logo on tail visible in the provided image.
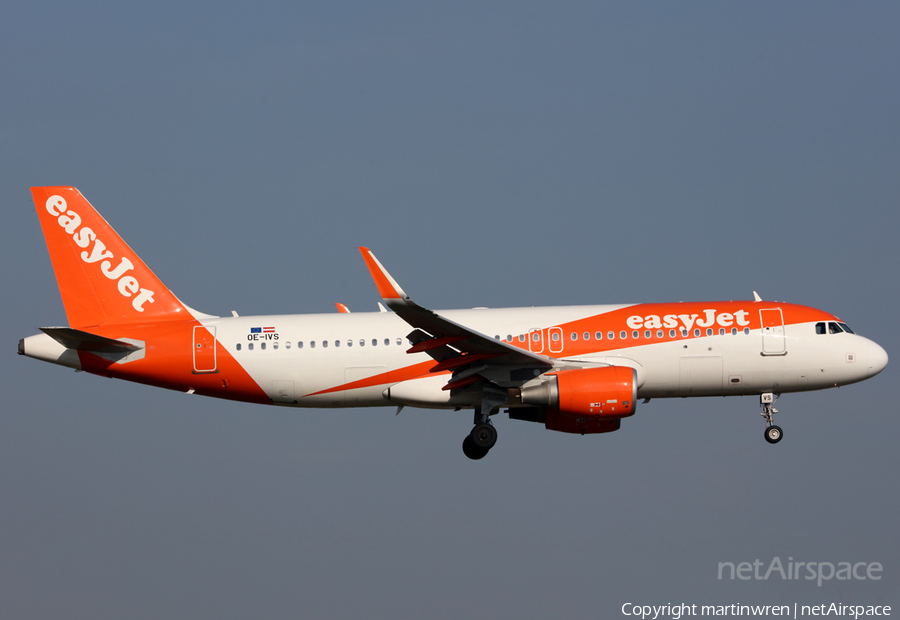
[45,195,156,312]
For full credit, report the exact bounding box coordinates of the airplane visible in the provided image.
[19,186,889,459]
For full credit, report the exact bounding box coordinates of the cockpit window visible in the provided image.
[839,322,855,334]
[828,322,843,334]
[816,322,826,335]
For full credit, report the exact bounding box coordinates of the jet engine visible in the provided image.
[515,366,637,434]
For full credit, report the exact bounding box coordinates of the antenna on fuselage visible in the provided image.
[753,291,762,302]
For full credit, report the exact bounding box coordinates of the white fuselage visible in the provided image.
[196,305,885,408]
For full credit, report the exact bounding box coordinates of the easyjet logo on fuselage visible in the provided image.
[45,195,156,312]
[626,309,751,331]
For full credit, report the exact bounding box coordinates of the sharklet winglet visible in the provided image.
[358,247,408,300]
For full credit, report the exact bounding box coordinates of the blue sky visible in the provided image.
[2,3,898,617]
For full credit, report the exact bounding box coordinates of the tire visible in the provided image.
[765,425,783,444]
[462,435,489,460]
[470,423,498,450]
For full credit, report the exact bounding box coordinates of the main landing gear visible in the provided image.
[760,392,783,444]
[462,386,505,460]
[462,422,497,460]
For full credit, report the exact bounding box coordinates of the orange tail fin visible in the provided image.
[31,186,193,328]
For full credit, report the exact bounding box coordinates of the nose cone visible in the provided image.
[868,341,888,378]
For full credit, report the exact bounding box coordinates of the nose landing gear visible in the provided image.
[760,392,783,444]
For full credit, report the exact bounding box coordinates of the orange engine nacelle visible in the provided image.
[519,366,637,435]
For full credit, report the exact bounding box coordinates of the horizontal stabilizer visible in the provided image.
[39,327,142,353]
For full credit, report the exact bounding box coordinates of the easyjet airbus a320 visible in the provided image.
[20,187,889,459]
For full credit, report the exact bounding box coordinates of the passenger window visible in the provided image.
[681,329,688,337]
[669,329,676,338]
[657,330,663,338]
[396,338,402,345]
[632,331,639,339]
[323,341,328,348]
[273,342,279,350]
[506,334,513,342]
[285,342,291,349]
[495,335,500,340]
[731,328,737,335]
[595,332,603,340]
[620,331,627,339]
[551,332,560,342]
[743,327,750,335]
[261,342,266,350]
[360,339,365,347]
[816,322,826,335]
[644,330,650,339]
[583,332,590,341]
[839,323,855,334]
[310,341,315,348]
[372,339,377,346]
[248,342,254,350]
[694,329,701,337]
[347,339,353,347]
[608,331,614,340]
[236,343,242,351]
[706,328,712,336]
[299,341,305,349]
[518,334,525,343]
[718,328,725,336]
[532,333,539,342]
[334,340,340,347]
[570,332,578,341]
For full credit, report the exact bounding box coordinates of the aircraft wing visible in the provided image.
[359,247,554,388]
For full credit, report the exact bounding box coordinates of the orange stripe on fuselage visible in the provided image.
[493,302,836,358]
[306,360,442,397]
[75,320,270,404]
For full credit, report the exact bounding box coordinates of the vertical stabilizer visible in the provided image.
[31,186,191,327]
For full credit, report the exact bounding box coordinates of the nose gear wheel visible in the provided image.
[760,393,783,444]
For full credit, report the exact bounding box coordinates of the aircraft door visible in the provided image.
[759,308,786,355]
[548,327,563,354]
[528,328,544,353]
[193,325,217,373]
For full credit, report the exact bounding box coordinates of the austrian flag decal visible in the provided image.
[248,327,278,341]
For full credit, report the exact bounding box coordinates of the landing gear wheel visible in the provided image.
[462,435,489,460]
[759,393,783,444]
[470,423,498,450]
